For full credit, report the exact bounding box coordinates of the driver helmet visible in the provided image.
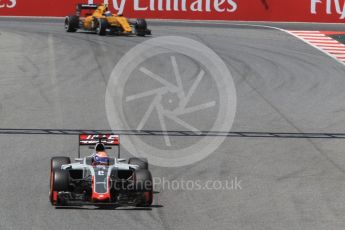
[105,11,112,17]
[93,143,109,165]
[93,151,109,165]
[95,143,106,152]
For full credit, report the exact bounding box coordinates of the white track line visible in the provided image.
[299,38,333,41]
[289,31,323,33]
[293,34,326,36]
[327,50,345,54]
[319,46,345,50]
[298,38,331,41]
[294,34,325,36]
[301,40,335,43]
[314,44,345,47]
[321,45,345,48]
[309,39,339,42]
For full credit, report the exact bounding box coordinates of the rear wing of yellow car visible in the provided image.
[76,4,99,17]
[77,4,98,11]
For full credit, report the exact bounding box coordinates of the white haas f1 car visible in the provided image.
[49,134,153,207]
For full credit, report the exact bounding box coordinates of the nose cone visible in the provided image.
[92,192,110,201]
[92,175,110,201]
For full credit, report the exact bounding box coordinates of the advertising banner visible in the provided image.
[1,0,345,23]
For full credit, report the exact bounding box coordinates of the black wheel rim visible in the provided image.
[64,20,69,30]
[96,24,100,34]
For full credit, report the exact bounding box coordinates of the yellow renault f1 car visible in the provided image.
[65,4,151,36]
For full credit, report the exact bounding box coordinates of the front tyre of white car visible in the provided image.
[133,169,153,207]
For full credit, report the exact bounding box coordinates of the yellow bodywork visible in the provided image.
[83,4,132,33]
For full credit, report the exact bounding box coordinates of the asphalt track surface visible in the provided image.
[1,19,345,230]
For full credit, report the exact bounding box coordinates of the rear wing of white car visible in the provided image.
[78,134,121,158]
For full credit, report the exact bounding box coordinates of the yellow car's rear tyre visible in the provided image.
[97,18,108,36]
[135,19,148,36]
[65,16,79,32]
